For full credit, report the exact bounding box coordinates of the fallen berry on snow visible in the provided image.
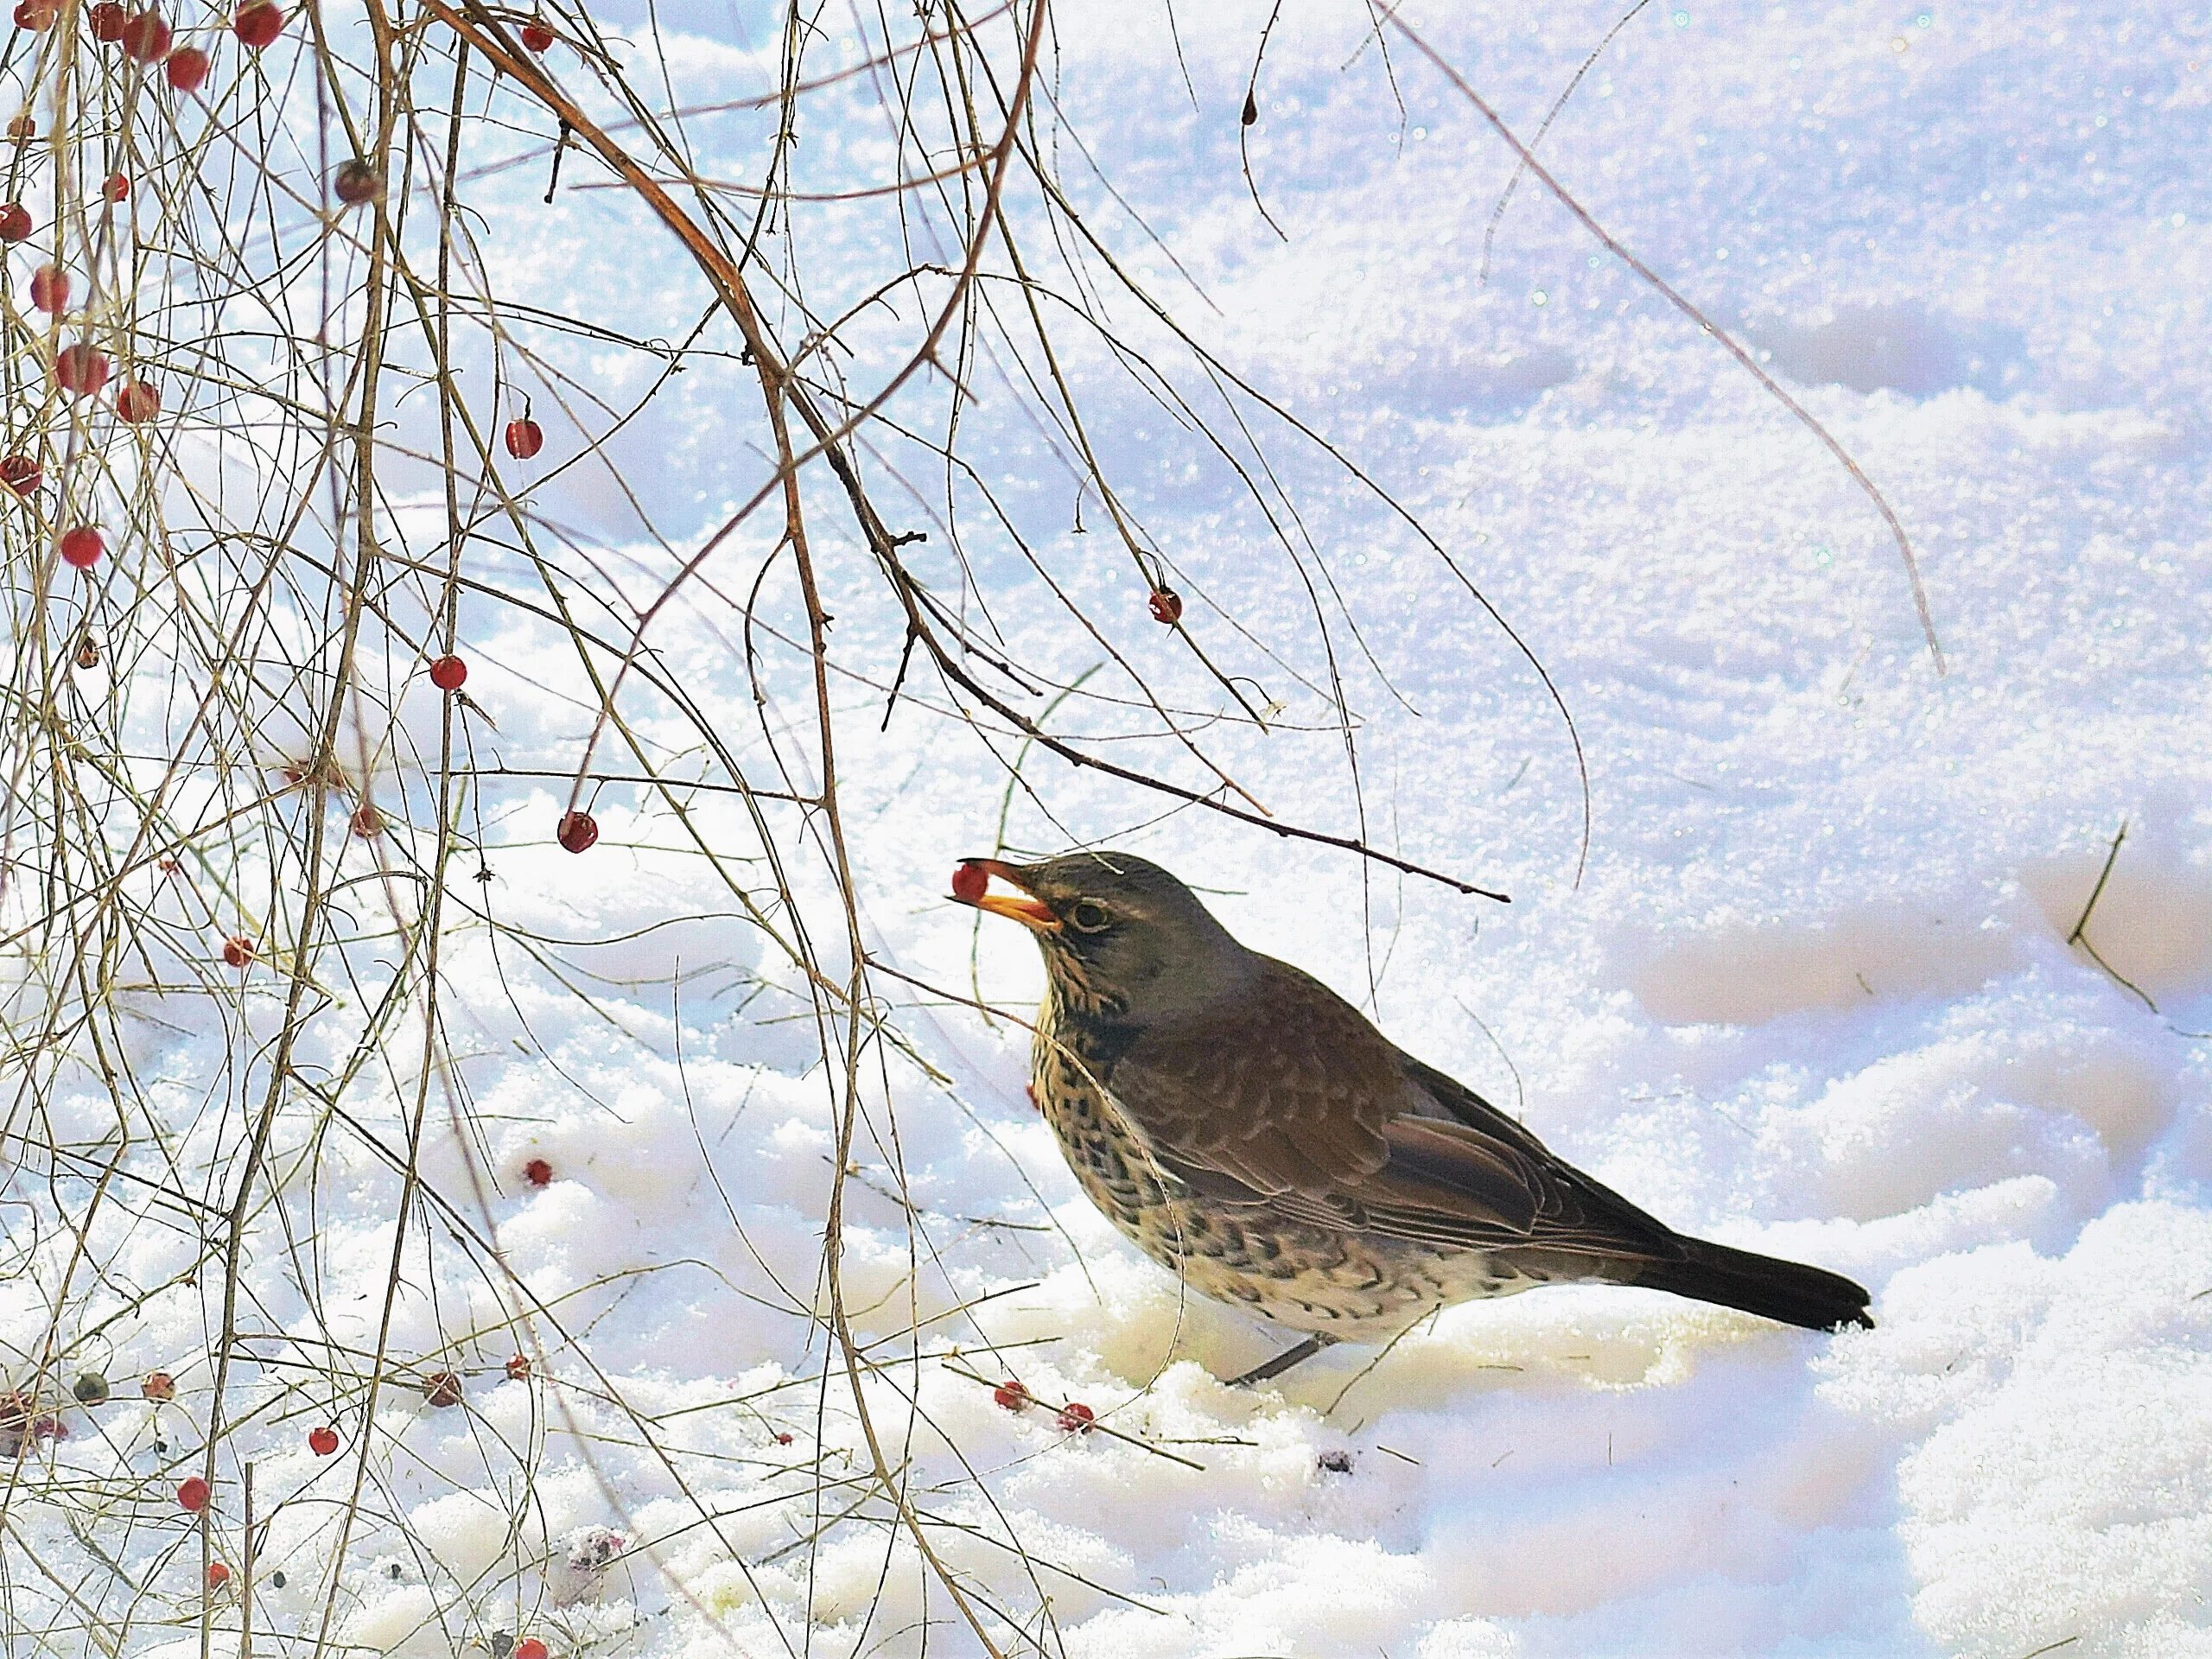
[1055,1401,1095,1433]
[422,1372,463,1408]
[523,1157,553,1187]
[992,1379,1028,1411]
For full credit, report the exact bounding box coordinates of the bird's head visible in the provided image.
[951,850,1252,1022]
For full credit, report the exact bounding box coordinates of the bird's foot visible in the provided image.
[1226,1332,1337,1388]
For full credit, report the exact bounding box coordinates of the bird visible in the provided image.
[953,849,1872,1384]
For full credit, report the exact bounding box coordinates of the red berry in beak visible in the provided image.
[950,861,988,905]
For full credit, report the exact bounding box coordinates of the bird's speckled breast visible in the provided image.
[1031,993,1531,1343]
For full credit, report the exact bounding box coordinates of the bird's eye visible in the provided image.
[1069,899,1112,933]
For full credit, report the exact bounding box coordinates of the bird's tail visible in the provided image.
[1633,1236,1873,1332]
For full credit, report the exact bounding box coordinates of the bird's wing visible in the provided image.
[1109,958,1681,1261]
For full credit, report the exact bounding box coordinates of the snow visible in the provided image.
[8,0,2211,1655]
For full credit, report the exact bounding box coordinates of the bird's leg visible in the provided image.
[1226,1332,1337,1387]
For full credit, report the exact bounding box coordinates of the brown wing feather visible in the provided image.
[1106,957,1682,1262]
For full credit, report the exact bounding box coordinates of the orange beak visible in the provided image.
[952,857,1059,932]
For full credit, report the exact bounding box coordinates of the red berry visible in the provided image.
[59,527,104,569]
[350,803,384,838]
[104,173,130,202]
[514,1641,548,1659]
[120,9,170,60]
[1055,1401,1096,1433]
[29,264,67,313]
[222,935,255,968]
[523,1157,553,1186]
[556,810,597,854]
[176,1476,210,1511]
[5,115,31,139]
[207,1561,231,1588]
[428,653,467,690]
[422,1371,463,1408]
[504,1354,531,1381]
[0,202,28,239]
[232,0,280,46]
[163,43,207,89]
[308,1425,339,1456]
[773,1431,793,1445]
[950,860,988,905]
[116,379,160,422]
[12,0,57,30]
[55,343,111,397]
[992,1379,1029,1411]
[504,417,543,460]
[332,160,381,206]
[90,0,124,39]
[1,454,40,494]
[142,1371,175,1402]
[519,19,552,51]
[1147,588,1184,625]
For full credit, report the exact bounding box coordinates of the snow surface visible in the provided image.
[21,1,2212,1656]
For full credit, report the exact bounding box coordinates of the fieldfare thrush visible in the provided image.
[955,849,1872,1384]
